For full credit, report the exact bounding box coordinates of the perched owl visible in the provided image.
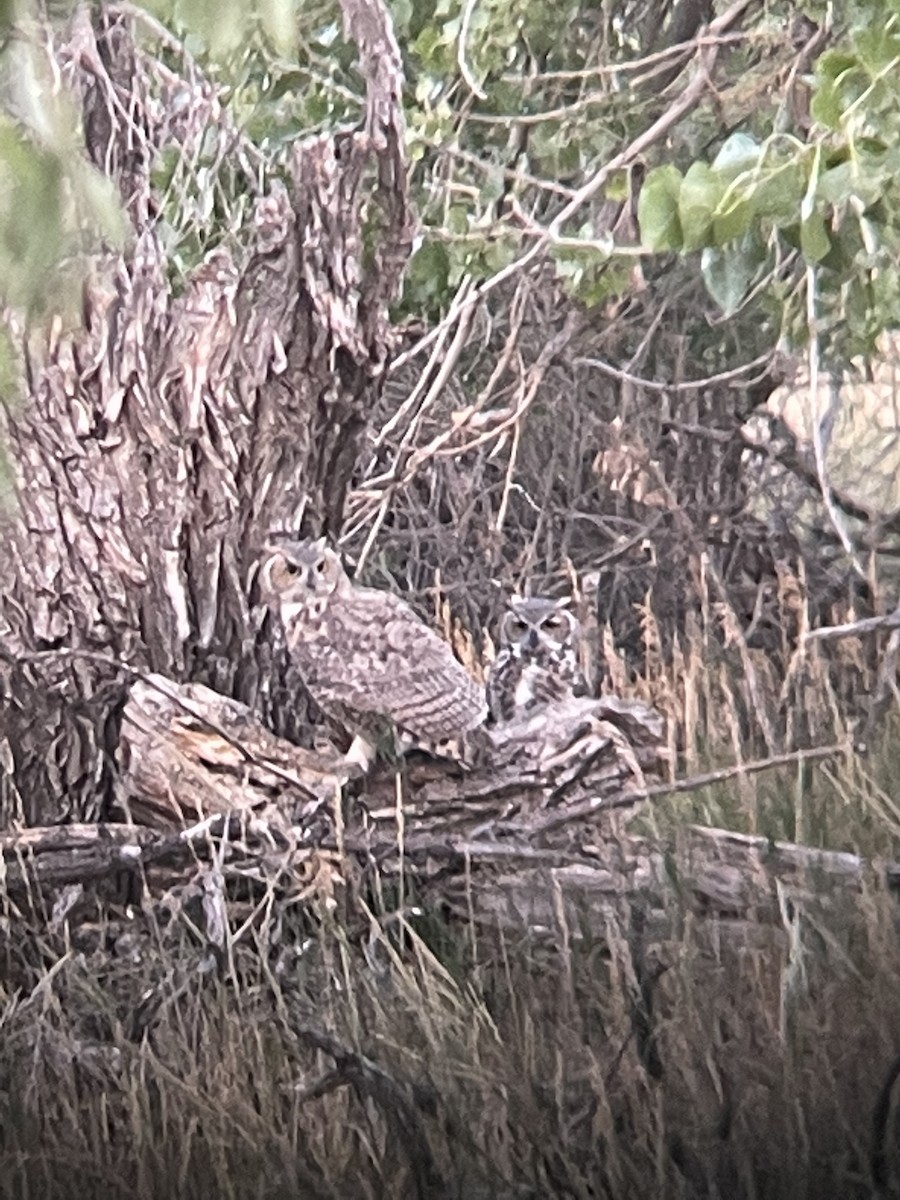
[260,538,487,766]
[487,596,588,724]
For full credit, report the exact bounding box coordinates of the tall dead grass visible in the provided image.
[2,614,899,1200]
[2,879,899,1199]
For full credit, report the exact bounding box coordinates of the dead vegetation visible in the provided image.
[2,3,900,1197]
[2,819,900,1200]
[3,630,900,1197]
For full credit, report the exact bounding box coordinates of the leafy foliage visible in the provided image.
[4,0,900,362]
[0,41,125,318]
[639,5,900,359]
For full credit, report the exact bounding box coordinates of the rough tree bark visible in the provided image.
[0,1,413,825]
[0,4,882,954]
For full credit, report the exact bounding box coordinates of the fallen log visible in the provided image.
[0,674,884,945]
[2,813,895,940]
[117,673,665,842]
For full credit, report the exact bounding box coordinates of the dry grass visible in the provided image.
[4,12,899,1197]
[1,870,899,1200]
[3,627,900,1200]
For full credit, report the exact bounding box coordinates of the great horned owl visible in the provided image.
[487,596,588,724]
[260,538,487,766]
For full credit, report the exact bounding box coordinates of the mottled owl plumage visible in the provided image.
[487,596,588,724]
[260,539,487,754]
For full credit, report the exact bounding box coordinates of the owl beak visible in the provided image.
[524,629,539,651]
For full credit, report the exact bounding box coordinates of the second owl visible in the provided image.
[487,596,588,724]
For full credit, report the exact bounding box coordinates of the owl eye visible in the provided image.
[545,615,564,629]
[282,561,300,577]
[314,558,327,574]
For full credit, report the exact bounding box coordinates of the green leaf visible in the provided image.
[74,164,128,249]
[447,205,470,236]
[0,323,17,399]
[816,50,859,83]
[387,0,414,34]
[855,27,900,73]
[552,247,584,286]
[572,261,633,308]
[605,170,631,203]
[712,186,755,245]
[479,235,519,274]
[711,132,760,181]
[404,238,451,308]
[800,209,831,263]
[558,139,583,175]
[480,164,506,205]
[0,123,63,311]
[172,0,247,57]
[637,165,683,251]
[257,0,300,54]
[701,238,763,315]
[754,161,807,225]
[268,70,308,102]
[678,162,722,252]
[811,78,844,130]
[817,159,885,208]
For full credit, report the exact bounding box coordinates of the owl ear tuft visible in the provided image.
[258,551,277,593]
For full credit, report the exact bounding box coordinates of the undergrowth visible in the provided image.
[1,853,899,1200]
[3,610,900,1200]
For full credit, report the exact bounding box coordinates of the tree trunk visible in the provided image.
[0,1,412,825]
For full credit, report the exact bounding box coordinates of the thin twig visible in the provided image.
[391,0,753,373]
[804,605,900,642]
[529,742,850,838]
[498,30,759,83]
[457,0,486,99]
[576,351,773,393]
[638,741,850,801]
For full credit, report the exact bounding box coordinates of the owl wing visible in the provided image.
[311,590,486,740]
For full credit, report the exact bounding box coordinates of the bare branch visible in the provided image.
[805,606,900,643]
[392,0,756,372]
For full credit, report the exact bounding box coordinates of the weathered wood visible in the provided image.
[0,0,412,825]
[6,807,896,941]
[0,4,880,957]
[117,674,344,829]
[0,671,879,944]
[117,671,664,834]
[0,821,193,891]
